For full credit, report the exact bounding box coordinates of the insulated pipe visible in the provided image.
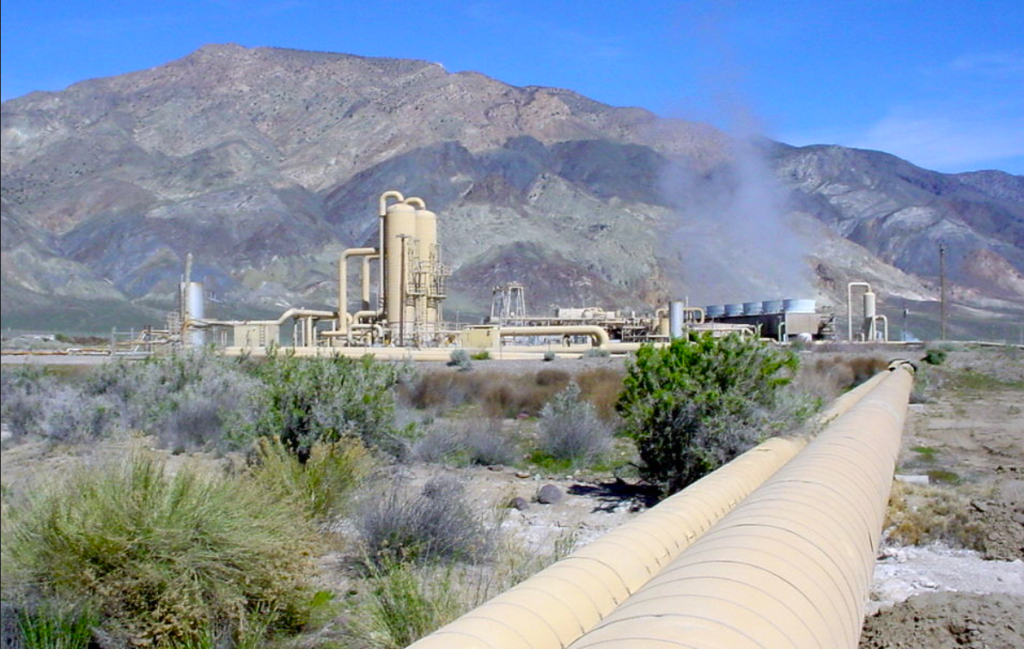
[874,315,889,342]
[569,361,915,649]
[362,254,378,310]
[407,436,807,649]
[407,366,899,649]
[498,325,610,349]
[379,191,405,317]
[338,248,376,334]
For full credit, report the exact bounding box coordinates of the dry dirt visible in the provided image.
[859,346,1024,647]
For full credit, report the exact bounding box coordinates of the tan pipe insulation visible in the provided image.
[406,436,807,649]
[568,361,915,649]
[405,363,908,649]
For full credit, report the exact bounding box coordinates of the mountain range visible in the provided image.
[3,44,1022,338]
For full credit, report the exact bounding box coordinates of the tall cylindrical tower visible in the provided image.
[384,202,417,334]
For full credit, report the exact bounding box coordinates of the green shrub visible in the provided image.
[245,353,404,456]
[922,348,947,366]
[582,348,610,358]
[470,350,491,361]
[538,381,612,467]
[249,436,372,520]
[543,350,556,362]
[617,333,800,495]
[1,454,317,647]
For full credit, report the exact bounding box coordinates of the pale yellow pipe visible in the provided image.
[338,248,376,334]
[405,363,908,649]
[406,436,807,649]
[569,361,915,649]
[498,325,610,349]
[379,191,405,316]
[362,254,378,310]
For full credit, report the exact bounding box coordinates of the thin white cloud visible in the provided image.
[853,109,1024,170]
[784,51,1024,173]
[949,51,1024,77]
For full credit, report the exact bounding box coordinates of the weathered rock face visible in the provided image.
[1,44,1021,331]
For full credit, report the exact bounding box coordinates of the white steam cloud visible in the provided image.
[657,5,813,307]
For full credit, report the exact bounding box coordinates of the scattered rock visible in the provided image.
[536,484,564,505]
[509,496,530,511]
[515,471,531,479]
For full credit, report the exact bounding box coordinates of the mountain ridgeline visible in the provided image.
[2,44,1022,332]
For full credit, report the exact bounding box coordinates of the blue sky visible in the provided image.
[3,0,1022,174]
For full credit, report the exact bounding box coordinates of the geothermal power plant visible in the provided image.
[132,189,892,360]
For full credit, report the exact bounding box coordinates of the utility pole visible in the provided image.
[939,242,947,341]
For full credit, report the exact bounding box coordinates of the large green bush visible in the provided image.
[617,333,801,495]
[246,353,405,457]
[1,454,317,647]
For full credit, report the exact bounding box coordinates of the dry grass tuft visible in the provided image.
[884,481,987,550]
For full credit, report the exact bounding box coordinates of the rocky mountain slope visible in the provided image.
[2,44,1021,333]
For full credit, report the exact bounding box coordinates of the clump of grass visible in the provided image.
[1,454,317,647]
[15,602,96,649]
[354,561,464,649]
[356,476,495,567]
[350,530,579,648]
[248,436,372,520]
[910,446,939,463]
[538,381,613,468]
[543,350,556,362]
[885,481,985,549]
[950,369,1024,392]
[582,348,610,359]
[926,468,962,485]
[470,350,491,361]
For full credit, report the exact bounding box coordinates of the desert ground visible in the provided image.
[2,344,1021,647]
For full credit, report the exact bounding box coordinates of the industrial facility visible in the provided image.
[44,190,893,359]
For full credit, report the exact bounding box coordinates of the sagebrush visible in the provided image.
[538,381,612,467]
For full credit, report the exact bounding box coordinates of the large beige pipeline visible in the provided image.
[569,361,915,649]
[405,364,904,649]
[407,436,806,649]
